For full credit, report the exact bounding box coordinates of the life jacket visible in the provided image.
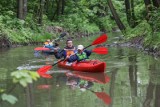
[44,42,49,45]
[44,42,53,48]
[64,46,75,57]
[76,52,88,61]
[66,50,74,57]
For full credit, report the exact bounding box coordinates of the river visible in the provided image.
[0,32,160,107]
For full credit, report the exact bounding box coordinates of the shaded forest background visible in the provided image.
[0,0,160,51]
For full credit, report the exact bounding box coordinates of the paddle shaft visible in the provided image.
[52,58,65,66]
[83,45,92,50]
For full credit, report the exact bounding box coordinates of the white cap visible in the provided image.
[77,45,84,50]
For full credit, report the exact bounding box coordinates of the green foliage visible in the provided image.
[0,88,5,93]
[11,70,39,87]
[1,94,18,104]
[125,20,152,39]
[148,8,160,32]
[1,0,160,50]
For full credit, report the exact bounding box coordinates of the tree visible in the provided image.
[17,0,24,19]
[124,0,137,27]
[152,0,160,8]
[38,0,45,25]
[107,0,126,31]
[17,0,28,19]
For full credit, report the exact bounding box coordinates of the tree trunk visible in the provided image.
[45,0,49,14]
[17,0,24,19]
[144,0,152,12]
[125,0,131,24]
[152,0,160,8]
[107,0,126,31]
[130,0,137,27]
[23,0,27,18]
[38,0,45,25]
[61,0,65,14]
[125,0,136,27]
[56,0,61,16]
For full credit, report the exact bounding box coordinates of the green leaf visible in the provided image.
[20,79,27,87]
[1,94,18,104]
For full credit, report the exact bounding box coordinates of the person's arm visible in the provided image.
[67,54,78,63]
[84,50,92,57]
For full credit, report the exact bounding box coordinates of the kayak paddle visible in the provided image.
[92,47,108,55]
[37,34,108,77]
[84,34,108,49]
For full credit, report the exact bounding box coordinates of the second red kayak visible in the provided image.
[58,60,106,73]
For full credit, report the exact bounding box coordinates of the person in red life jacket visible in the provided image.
[66,45,92,65]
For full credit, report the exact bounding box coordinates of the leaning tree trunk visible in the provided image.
[17,0,24,19]
[107,0,126,31]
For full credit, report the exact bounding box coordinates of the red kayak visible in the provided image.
[58,60,106,72]
[66,71,110,84]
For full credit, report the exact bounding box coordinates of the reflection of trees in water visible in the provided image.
[109,48,139,107]
[109,48,123,107]
[26,84,34,107]
[143,60,160,107]
[128,52,138,107]
[109,68,118,107]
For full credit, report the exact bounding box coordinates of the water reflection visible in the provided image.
[128,51,138,107]
[66,71,110,84]
[3,36,160,107]
[26,84,35,107]
[143,60,160,107]
[65,71,111,105]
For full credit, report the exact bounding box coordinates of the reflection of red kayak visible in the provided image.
[66,71,110,84]
[37,85,51,90]
[34,47,50,51]
[58,60,106,72]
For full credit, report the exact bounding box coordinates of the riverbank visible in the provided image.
[106,33,160,57]
[0,27,101,48]
[1,27,160,57]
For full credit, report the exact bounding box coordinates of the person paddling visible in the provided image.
[66,45,92,65]
[64,39,76,57]
[54,39,76,59]
[43,39,53,49]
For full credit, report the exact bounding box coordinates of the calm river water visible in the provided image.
[0,32,160,107]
